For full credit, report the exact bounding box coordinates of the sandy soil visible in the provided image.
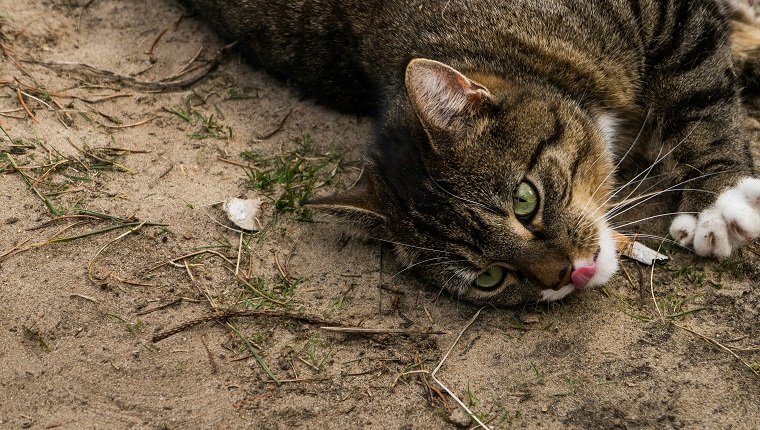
[0,1,758,429]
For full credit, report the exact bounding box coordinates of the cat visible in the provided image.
[187,0,760,305]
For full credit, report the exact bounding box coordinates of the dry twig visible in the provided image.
[152,309,345,343]
[88,221,147,285]
[21,42,235,92]
[672,323,759,377]
[320,326,447,335]
[430,307,490,429]
[16,88,39,124]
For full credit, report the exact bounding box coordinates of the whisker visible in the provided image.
[614,232,685,248]
[602,168,732,224]
[581,116,706,231]
[445,266,476,298]
[607,174,670,207]
[594,167,731,227]
[593,118,697,218]
[610,211,699,230]
[601,134,667,207]
[590,173,673,224]
[605,186,715,221]
[369,237,451,254]
[378,256,462,287]
[438,268,471,299]
[428,173,494,211]
[579,109,652,220]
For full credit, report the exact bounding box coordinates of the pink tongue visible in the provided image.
[571,262,597,288]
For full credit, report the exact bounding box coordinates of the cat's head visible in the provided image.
[308,58,620,305]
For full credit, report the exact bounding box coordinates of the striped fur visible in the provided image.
[189,0,760,305]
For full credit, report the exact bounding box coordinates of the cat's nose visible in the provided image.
[571,261,597,288]
[533,260,573,290]
[559,263,573,287]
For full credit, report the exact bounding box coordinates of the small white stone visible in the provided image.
[223,197,262,231]
[614,232,668,265]
[623,241,668,265]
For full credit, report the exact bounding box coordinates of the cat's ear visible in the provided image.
[304,171,387,226]
[405,58,492,137]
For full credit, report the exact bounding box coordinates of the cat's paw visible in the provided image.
[669,178,760,259]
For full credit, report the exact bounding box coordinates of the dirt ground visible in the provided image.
[0,1,758,429]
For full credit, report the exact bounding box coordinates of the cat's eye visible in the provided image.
[513,181,538,220]
[475,265,507,289]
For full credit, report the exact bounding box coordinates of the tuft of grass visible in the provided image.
[716,259,743,281]
[107,313,143,335]
[280,276,304,298]
[504,313,527,331]
[241,133,352,217]
[23,326,51,351]
[168,92,232,140]
[228,323,279,384]
[619,307,654,322]
[552,374,586,397]
[465,380,480,407]
[530,361,545,384]
[227,87,259,100]
[238,274,298,306]
[3,124,138,217]
[668,264,721,289]
[152,226,174,238]
[493,402,522,429]
[5,152,62,216]
[660,293,710,319]
[306,335,332,372]
[0,126,36,158]
[657,239,676,255]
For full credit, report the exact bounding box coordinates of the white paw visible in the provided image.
[693,208,733,259]
[670,177,760,259]
[669,214,697,246]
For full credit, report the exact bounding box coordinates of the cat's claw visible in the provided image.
[669,178,760,259]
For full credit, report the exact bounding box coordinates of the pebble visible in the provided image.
[449,407,473,428]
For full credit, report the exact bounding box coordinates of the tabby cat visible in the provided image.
[188,0,760,305]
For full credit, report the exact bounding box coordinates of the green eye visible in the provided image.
[475,265,506,289]
[513,181,538,218]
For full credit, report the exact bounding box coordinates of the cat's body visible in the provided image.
[189,0,760,304]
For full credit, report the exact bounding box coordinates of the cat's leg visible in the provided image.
[643,2,760,259]
[671,1,760,258]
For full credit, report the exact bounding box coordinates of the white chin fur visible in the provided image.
[584,227,619,289]
[540,226,619,301]
[540,284,575,302]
